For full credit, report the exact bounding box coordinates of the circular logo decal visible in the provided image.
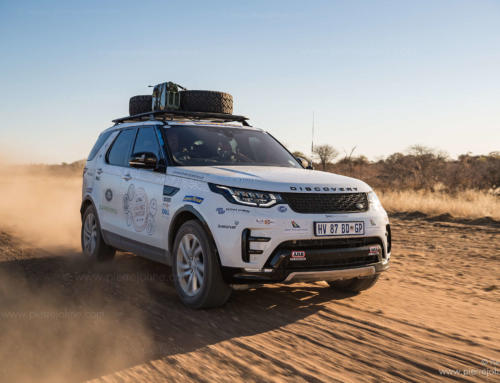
[123,184,157,235]
[278,205,288,213]
[105,189,113,202]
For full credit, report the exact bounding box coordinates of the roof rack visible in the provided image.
[113,110,251,126]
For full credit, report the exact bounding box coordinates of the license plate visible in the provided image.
[314,221,364,236]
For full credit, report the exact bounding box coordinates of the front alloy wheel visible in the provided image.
[176,233,205,296]
[172,220,231,309]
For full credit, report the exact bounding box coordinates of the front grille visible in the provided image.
[280,192,368,214]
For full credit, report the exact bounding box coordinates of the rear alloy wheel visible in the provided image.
[81,205,115,262]
[327,274,380,293]
[172,220,231,308]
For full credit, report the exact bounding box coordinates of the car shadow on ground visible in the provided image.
[0,249,356,382]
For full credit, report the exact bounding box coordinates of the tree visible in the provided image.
[313,144,339,170]
[292,151,312,161]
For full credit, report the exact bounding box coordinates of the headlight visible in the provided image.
[367,191,383,210]
[209,183,282,208]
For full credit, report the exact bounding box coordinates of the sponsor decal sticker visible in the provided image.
[163,196,172,203]
[290,250,306,261]
[256,218,275,225]
[183,195,204,204]
[369,246,380,256]
[278,205,288,213]
[218,224,236,229]
[161,204,170,216]
[216,207,250,215]
[218,221,239,230]
[285,220,308,233]
[100,205,117,214]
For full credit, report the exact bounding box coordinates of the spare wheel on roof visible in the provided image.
[180,90,233,114]
[129,95,153,116]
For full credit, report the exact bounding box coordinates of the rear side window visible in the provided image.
[87,131,113,161]
[133,127,161,159]
[107,129,137,167]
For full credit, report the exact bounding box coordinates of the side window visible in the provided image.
[107,129,137,167]
[133,127,161,159]
[88,130,112,161]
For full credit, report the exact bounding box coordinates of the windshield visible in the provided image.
[163,126,302,168]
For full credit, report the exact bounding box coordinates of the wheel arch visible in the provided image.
[168,205,218,258]
[80,197,97,221]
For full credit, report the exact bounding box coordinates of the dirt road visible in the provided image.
[0,217,498,382]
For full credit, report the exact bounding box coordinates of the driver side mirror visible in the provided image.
[129,152,158,169]
[295,157,313,170]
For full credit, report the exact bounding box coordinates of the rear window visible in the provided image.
[87,131,113,161]
[106,129,137,167]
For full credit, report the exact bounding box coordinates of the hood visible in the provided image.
[169,166,371,193]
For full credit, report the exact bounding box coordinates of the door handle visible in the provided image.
[96,168,103,175]
[122,174,132,181]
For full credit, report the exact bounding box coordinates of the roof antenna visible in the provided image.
[311,111,315,156]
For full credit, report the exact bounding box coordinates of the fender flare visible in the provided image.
[168,204,215,254]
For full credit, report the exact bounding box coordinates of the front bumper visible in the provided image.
[222,236,390,284]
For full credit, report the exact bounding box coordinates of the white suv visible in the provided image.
[81,111,391,308]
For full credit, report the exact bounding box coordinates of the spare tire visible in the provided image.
[181,90,233,114]
[129,95,152,116]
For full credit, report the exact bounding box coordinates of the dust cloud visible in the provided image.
[0,163,83,249]
[0,163,158,382]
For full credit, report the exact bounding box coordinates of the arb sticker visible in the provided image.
[290,250,306,261]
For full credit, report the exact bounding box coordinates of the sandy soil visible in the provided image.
[0,217,498,382]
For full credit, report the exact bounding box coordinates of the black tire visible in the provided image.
[129,95,153,116]
[172,220,231,309]
[327,274,380,293]
[81,205,115,262]
[180,90,233,114]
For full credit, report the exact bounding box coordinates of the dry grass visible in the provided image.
[378,189,500,220]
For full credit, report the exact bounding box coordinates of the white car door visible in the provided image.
[123,126,167,250]
[97,128,137,238]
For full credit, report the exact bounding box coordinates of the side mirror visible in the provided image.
[129,152,158,169]
[295,157,313,170]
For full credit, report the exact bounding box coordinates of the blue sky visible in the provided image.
[0,0,499,163]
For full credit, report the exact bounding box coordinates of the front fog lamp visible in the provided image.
[209,184,281,207]
[367,191,383,210]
